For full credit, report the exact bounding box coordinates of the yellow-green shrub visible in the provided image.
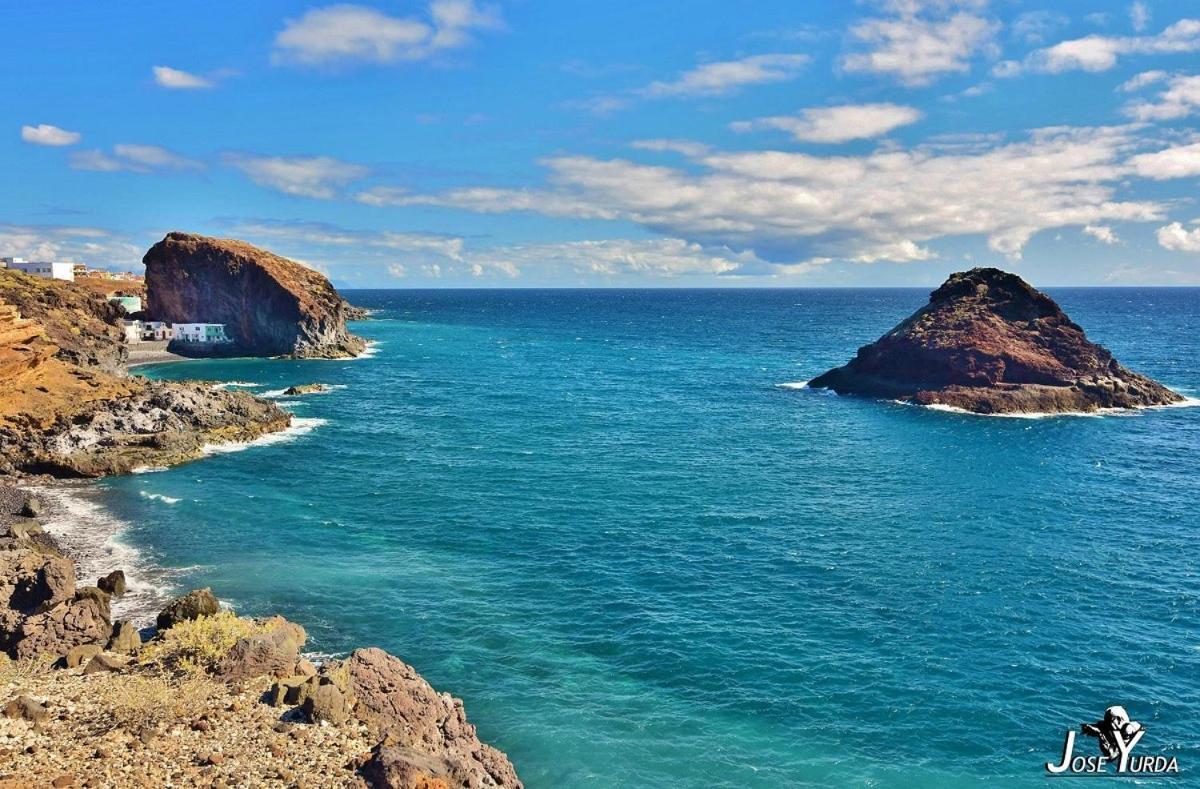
[139,611,268,674]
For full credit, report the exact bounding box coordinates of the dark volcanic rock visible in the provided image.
[143,232,366,359]
[97,570,126,597]
[156,588,219,631]
[808,268,1184,415]
[282,383,329,396]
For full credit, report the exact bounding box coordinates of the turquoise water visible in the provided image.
[95,289,1199,786]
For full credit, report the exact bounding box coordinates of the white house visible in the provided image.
[122,320,143,343]
[140,321,174,341]
[6,260,75,282]
[174,323,231,344]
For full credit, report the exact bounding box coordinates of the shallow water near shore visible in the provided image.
[71,288,1200,787]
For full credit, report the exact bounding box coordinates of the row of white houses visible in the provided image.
[123,320,232,345]
[1,257,75,281]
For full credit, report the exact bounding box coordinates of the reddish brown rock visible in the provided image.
[143,232,365,359]
[216,616,305,681]
[335,647,521,788]
[12,597,111,660]
[809,268,1183,414]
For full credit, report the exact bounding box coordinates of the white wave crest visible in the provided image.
[897,395,1200,420]
[201,417,328,455]
[775,381,809,390]
[139,491,181,505]
[209,381,261,390]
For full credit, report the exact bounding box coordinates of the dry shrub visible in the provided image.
[0,653,55,693]
[139,611,268,674]
[97,673,213,732]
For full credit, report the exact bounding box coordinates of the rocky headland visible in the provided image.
[809,267,1183,415]
[144,232,366,359]
[0,250,520,786]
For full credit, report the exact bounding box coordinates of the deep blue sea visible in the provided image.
[64,288,1200,786]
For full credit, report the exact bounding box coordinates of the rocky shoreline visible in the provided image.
[0,237,522,787]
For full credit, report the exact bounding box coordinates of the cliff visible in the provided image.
[0,269,289,478]
[144,232,366,359]
[0,488,522,788]
[808,268,1183,414]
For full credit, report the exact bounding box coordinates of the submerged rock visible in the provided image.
[282,383,330,396]
[808,268,1183,415]
[143,231,366,359]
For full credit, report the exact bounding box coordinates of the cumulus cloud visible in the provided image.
[1129,141,1200,178]
[70,144,203,173]
[0,223,142,265]
[1123,73,1200,120]
[21,124,81,146]
[226,219,464,260]
[731,103,922,144]
[358,125,1165,263]
[225,154,370,199]
[841,1,999,86]
[1012,10,1069,44]
[152,66,214,89]
[473,238,754,278]
[1001,18,1200,75]
[630,139,713,157]
[1156,220,1200,252]
[1083,224,1119,244]
[272,0,502,66]
[1118,69,1169,91]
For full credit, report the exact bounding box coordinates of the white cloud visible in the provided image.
[0,223,141,265]
[1083,224,1119,244]
[731,103,922,144]
[630,139,712,157]
[226,219,464,260]
[636,54,809,98]
[387,263,407,278]
[362,125,1165,263]
[152,65,214,89]
[1118,69,1168,91]
[1004,19,1200,75]
[272,0,502,66]
[1131,2,1151,33]
[841,2,999,86]
[1129,141,1200,178]
[20,124,81,146]
[225,155,370,199]
[1012,10,1069,44]
[1124,73,1200,120]
[474,238,751,278]
[70,144,203,173]
[1156,220,1200,251]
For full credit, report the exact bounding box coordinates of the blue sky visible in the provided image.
[5,0,1200,287]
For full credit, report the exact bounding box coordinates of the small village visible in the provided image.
[1,255,231,347]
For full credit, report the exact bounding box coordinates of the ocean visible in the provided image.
[50,288,1200,786]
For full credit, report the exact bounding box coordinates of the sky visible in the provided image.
[5,0,1200,288]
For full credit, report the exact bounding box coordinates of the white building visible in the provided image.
[140,321,174,341]
[174,323,231,344]
[122,320,143,344]
[6,260,75,282]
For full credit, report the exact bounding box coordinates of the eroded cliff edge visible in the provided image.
[809,268,1183,414]
[144,232,366,359]
[0,269,289,477]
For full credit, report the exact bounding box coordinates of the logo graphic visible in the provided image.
[1046,705,1179,776]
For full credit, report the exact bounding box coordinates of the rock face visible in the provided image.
[809,268,1184,414]
[336,647,522,788]
[144,232,366,359]
[156,587,220,630]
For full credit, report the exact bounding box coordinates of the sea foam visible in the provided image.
[201,417,328,455]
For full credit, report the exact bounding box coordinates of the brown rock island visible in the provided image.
[808,267,1183,415]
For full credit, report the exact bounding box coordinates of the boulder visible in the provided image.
[19,497,43,518]
[82,652,127,675]
[12,597,111,660]
[302,680,350,726]
[268,675,316,708]
[808,268,1184,414]
[216,615,305,681]
[73,586,111,622]
[156,588,218,631]
[97,570,126,597]
[0,547,74,616]
[107,620,141,654]
[360,744,461,789]
[65,643,102,669]
[334,648,521,787]
[2,694,48,723]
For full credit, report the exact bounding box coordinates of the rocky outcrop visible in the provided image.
[0,269,126,374]
[334,647,522,788]
[809,268,1184,414]
[156,588,219,630]
[282,383,329,395]
[143,232,365,359]
[216,616,306,681]
[0,379,290,478]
